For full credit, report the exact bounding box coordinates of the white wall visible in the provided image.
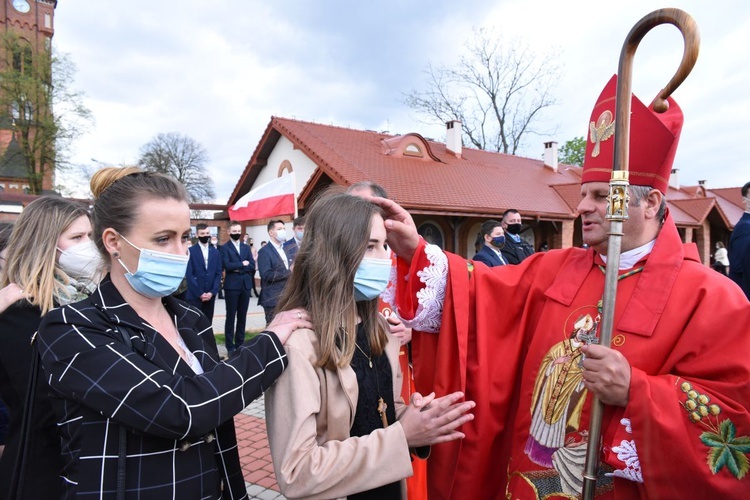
[244,135,318,244]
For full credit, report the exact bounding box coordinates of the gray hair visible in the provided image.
[629,185,667,222]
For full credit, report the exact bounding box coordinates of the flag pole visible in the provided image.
[581,9,699,499]
[292,172,298,219]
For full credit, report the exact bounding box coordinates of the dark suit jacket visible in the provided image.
[0,302,63,500]
[186,243,222,301]
[36,276,288,499]
[257,242,291,308]
[729,212,750,299]
[220,241,255,291]
[500,236,535,265]
[283,238,300,266]
[473,245,506,267]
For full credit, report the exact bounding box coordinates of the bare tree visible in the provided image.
[137,132,215,203]
[404,28,561,155]
[0,33,92,194]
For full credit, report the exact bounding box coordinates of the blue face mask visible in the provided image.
[117,234,189,299]
[354,257,392,302]
[491,235,506,249]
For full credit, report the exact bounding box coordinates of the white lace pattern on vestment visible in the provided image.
[396,244,447,333]
[605,417,644,483]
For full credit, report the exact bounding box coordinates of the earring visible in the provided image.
[112,251,120,258]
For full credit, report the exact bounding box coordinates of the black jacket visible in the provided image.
[0,301,64,500]
[500,236,535,265]
[37,275,288,499]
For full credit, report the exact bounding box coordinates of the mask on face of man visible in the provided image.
[491,235,506,249]
[295,230,304,241]
[505,223,522,235]
[229,233,241,241]
[275,228,288,242]
[198,236,210,244]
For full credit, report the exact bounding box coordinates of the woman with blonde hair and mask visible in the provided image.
[265,191,475,499]
[36,166,311,499]
[0,196,100,499]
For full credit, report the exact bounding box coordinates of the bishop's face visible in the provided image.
[578,182,650,256]
[578,182,610,253]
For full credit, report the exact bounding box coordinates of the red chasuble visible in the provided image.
[397,216,750,499]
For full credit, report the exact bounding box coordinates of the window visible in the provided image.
[403,143,423,157]
[44,13,52,29]
[418,222,444,249]
[11,44,33,74]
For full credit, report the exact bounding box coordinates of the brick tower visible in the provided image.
[0,0,57,194]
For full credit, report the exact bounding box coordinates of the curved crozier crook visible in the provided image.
[619,8,701,113]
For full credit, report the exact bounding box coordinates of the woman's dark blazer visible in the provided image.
[36,275,288,499]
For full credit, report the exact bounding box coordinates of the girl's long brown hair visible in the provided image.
[275,190,389,370]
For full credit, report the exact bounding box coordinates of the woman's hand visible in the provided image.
[266,308,312,344]
[398,391,475,448]
[0,283,29,314]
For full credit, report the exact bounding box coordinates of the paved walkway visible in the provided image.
[211,297,286,499]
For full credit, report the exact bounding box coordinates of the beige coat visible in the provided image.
[265,327,413,499]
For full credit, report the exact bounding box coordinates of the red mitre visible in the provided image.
[581,74,683,193]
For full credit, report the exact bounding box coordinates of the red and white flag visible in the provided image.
[228,174,295,221]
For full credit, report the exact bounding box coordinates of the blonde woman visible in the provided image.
[0,196,99,499]
[266,192,474,499]
[36,167,311,499]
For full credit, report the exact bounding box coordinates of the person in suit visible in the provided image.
[36,166,311,499]
[501,209,535,265]
[186,223,222,322]
[473,219,508,267]
[728,181,750,299]
[221,221,255,356]
[258,220,292,325]
[282,216,305,266]
[265,192,474,499]
[247,237,260,298]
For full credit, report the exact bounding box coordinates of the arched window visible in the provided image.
[278,159,293,176]
[418,221,444,249]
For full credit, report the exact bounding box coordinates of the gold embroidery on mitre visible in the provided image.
[612,334,626,347]
[589,110,615,157]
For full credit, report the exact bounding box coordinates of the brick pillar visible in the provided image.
[694,221,711,265]
[560,220,575,249]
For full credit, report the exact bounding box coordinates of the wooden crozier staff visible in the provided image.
[581,8,700,499]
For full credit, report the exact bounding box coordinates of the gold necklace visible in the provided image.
[354,341,389,427]
[355,342,373,368]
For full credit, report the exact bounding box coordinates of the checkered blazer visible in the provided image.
[36,275,288,499]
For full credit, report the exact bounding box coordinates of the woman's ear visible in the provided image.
[102,228,120,258]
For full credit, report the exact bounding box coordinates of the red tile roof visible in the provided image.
[231,117,582,220]
[229,117,744,231]
[669,197,715,225]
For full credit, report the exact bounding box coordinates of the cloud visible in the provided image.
[53,0,750,203]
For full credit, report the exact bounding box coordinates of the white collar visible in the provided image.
[600,239,656,270]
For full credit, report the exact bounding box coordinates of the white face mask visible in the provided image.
[275,228,288,242]
[57,240,102,282]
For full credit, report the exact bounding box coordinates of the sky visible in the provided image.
[52,0,750,202]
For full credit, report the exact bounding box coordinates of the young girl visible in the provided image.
[266,192,474,499]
